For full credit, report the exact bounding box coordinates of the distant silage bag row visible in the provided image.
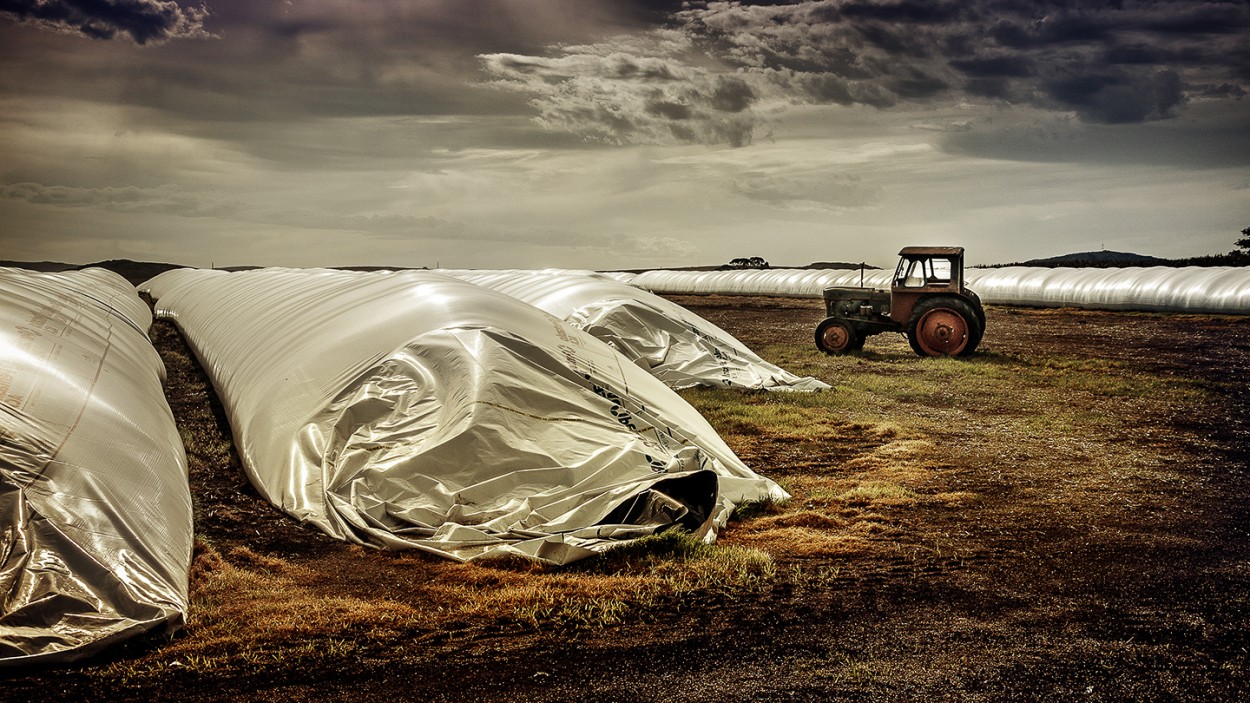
[0,268,192,666]
[626,266,1250,314]
[143,268,789,565]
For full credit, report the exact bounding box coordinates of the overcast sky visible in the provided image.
[1,0,1247,270]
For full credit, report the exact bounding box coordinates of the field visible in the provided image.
[5,295,1250,702]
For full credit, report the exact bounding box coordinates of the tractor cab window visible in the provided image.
[896,259,925,288]
[895,257,954,288]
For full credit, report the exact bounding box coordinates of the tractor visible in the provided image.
[815,246,985,357]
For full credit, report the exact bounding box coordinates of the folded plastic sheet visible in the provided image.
[144,268,788,564]
[0,268,192,666]
[623,267,1250,314]
[442,269,828,392]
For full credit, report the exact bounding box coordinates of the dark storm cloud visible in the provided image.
[889,72,948,99]
[998,12,1114,46]
[710,76,756,112]
[950,55,1034,79]
[0,0,210,44]
[679,0,1248,122]
[1044,68,1186,124]
[1138,2,1249,35]
[483,0,1248,146]
[855,23,928,57]
[837,0,961,24]
[646,100,692,120]
[1201,83,1247,99]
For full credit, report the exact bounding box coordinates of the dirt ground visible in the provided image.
[5,297,1249,702]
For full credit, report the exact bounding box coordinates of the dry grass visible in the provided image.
[92,529,777,683]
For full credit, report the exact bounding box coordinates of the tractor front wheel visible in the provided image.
[906,297,982,357]
[815,317,864,354]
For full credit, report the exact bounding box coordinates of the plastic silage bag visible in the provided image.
[444,269,828,392]
[1,268,192,665]
[145,268,787,564]
[628,268,895,298]
[964,266,1250,314]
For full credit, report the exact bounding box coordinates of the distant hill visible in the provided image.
[0,260,75,273]
[82,259,187,285]
[984,250,1172,269]
[803,261,883,270]
[0,259,185,285]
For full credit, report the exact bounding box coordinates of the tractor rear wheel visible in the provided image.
[906,297,982,357]
[815,317,864,354]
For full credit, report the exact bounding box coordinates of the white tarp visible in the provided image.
[441,269,828,392]
[144,268,787,564]
[623,266,1250,314]
[0,268,192,665]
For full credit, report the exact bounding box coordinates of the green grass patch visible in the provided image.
[680,387,868,442]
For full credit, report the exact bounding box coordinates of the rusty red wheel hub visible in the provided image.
[915,308,969,356]
[822,324,850,351]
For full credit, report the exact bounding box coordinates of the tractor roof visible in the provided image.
[898,246,964,257]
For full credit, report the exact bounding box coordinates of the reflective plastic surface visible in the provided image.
[1,268,192,665]
[965,266,1250,313]
[144,268,787,564]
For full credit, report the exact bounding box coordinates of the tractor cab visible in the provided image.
[889,246,967,326]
